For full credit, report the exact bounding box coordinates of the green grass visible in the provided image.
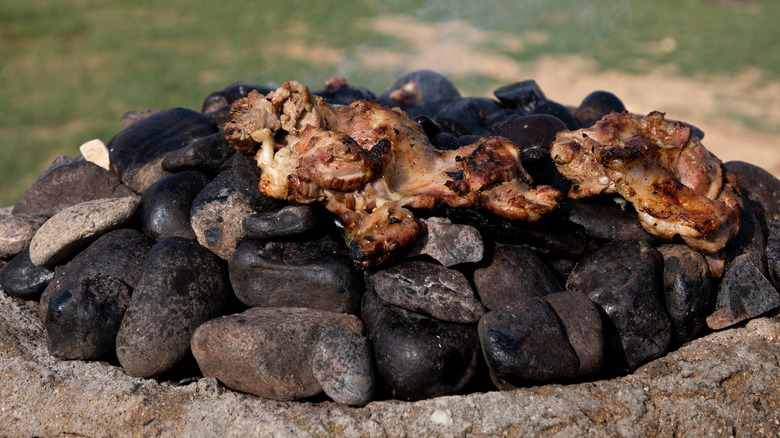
[2,0,779,206]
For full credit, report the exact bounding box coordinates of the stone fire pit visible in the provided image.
[1,71,779,436]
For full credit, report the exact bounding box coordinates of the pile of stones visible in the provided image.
[1,70,780,406]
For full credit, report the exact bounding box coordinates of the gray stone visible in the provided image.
[658,244,713,342]
[312,329,375,406]
[473,244,562,310]
[707,254,780,330]
[11,160,134,218]
[190,169,256,260]
[28,196,141,267]
[479,297,580,388]
[116,237,231,378]
[406,219,484,266]
[0,285,779,436]
[0,213,47,259]
[109,107,216,193]
[765,218,780,288]
[567,241,672,371]
[724,190,766,273]
[191,307,364,401]
[725,160,780,237]
[0,248,55,301]
[229,237,362,314]
[368,260,485,323]
[242,205,317,239]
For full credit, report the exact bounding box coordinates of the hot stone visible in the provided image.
[658,244,713,342]
[312,329,375,406]
[707,254,780,330]
[0,248,55,301]
[242,205,317,239]
[139,171,210,241]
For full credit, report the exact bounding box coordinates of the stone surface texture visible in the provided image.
[1,288,778,437]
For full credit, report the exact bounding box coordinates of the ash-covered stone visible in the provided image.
[707,254,780,330]
[12,160,134,218]
[139,170,210,241]
[542,290,605,377]
[0,248,55,301]
[116,237,231,378]
[473,244,562,310]
[406,219,483,267]
[190,168,256,260]
[567,241,672,371]
[229,237,362,314]
[312,328,375,406]
[28,195,141,267]
[109,107,216,193]
[372,304,479,400]
[190,307,364,401]
[479,296,580,387]
[45,273,130,360]
[658,244,714,342]
[242,205,317,239]
[0,213,47,259]
[368,260,484,323]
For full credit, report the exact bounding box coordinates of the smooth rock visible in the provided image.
[312,329,375,406]
[479,297,580,387]
[724,190,766,272]
[368,260,485,324]
[433,97,500,136]
[230,153,285,211]
[531,100,580,131]
[767,218,780,288]
[120,108,164,130]
[488,114,566,149]
[29,196,141,267]
[0,248,55,301]
[228,238,362,314]
[139,171,210,241]
[109,107,216,193]
[201,82,273,113]
[707,254,780,330]
[190,168,256,260]
[493,79,546,112]
[0,213,47,259]
[242,205,317,239]
[45,274,131,360]
[116,237,231,378]
[572,90,626,128]
[38,229,153,321]
[542,291,605,377]
[78,139,110,170]
[725,161,780,237]
[377,70,461,118]
[162,132,235,175]
[473,244,562,310]
[406,219,484,267]
[190,307,364,401]
[372,305,479,400]
[12,160,134,217]
[562,198,657,243]
[658,244,713,342]
[567,241,672,370]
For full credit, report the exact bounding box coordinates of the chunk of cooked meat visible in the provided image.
[550,111,742,253]
[224,80,562,266]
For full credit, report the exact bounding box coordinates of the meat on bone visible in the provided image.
[224,80,562,266]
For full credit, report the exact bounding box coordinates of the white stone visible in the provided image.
[429,409,453,426]
[79,139,110,170]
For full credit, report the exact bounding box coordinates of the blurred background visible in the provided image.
[2,0,779,207]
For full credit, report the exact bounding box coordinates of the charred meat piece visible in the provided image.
[550,111,742,254]
[224,81,562,266]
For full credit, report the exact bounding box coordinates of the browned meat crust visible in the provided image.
[550,111,742,253]
[224,80,562,266]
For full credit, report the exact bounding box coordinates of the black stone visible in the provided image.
[108,107,216,193]
[229,237,362,314]
[230,153,285,211]
[0,248,55,301]
[725,161,780,237]
[378,70,461,118]
[572,91,626,128]
[724,189,766,273]
[12,160,134,217]
[658,244,713,343]
[162,132,235,175]
[488,114,566,150]
[312,329,375,406]
[707,254,780,330]
[314,84,376,106]
[434,97,500,137]
[531,100,580,131]
[242,205,317,239]
[201,82,274,113]
[567,241,672,371]
[493,80,546,112]
[116,237,231,378]
[45,274,131,360]
[561,198,658,243]
[473,244,562,310]
[140,171,211,241]
[478,297,580,388]
[372,305,479,400]
[543,291,604,377]
[767,218,780,289]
